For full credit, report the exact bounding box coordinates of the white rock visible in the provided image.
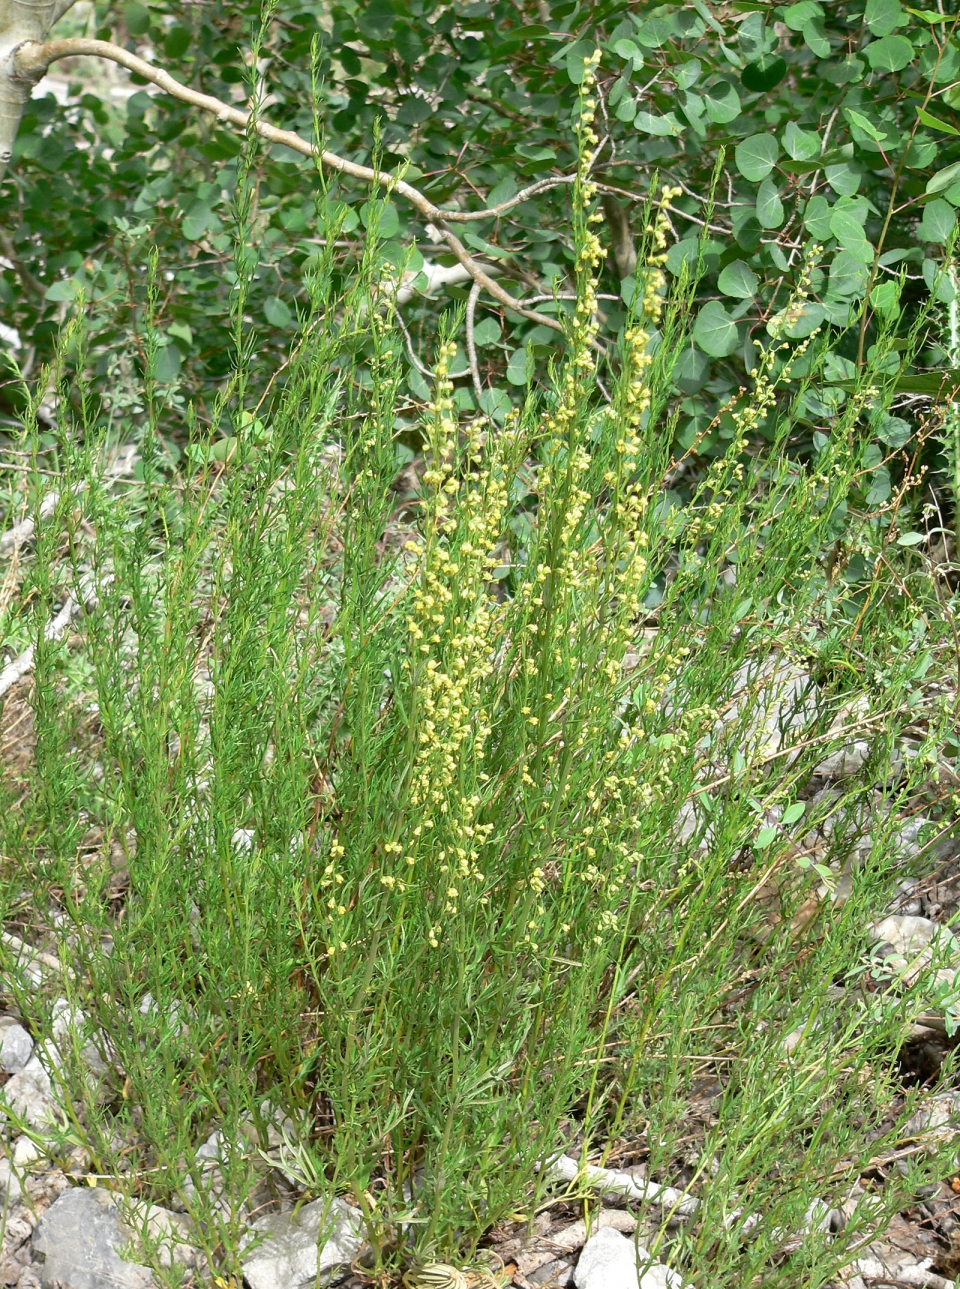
[813,741,871,779]
[552,1210,637,1252]
[904,1093,960,1139]
[573,1228,687,1289]
[181,1130,228,1208]
[673,800,713,850]
[14,1136,43,1168]
[124,1199,199,1269]
[32,1187,154,1289]
[49,1000,109,1076]
[1,1055,61,1129]
[0,1135,43,1201]
[873,915,937,958]
[719,656,817,763]
[545,1154,698,1217]
[0,1024,34,1073]
[0,1158,22,1201]
[871,916,960,987]
[241,1196,365,1289]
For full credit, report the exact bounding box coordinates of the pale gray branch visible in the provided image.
[7,37,566,334]
[464,281,484,404]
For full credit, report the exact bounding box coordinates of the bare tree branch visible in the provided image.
[0,228,43,296]
[6,37,567,334]
[600,193,637,282]
[464,281,484,404]
[0,0,79,169]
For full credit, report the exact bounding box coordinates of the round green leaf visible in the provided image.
[741,55,787,93]
[44,277,80,302]
[124,2,150,35]
[865,0,904,36]
[918,197,957,242]
[506,348,532,386]
[612,37,643,66]
[264,296,294,328]
[877,414,911,447]
[923,257,957,302]
[830,209,873,261]
[615,95,637,124]
[780,301,826,338]
[756,178,784,228]
[734,213,763,252]
[152,342,181,382]
[635,110,683,137]
[717,260,758,299]
[783,1,823,31]
[820,55,864,84]
[825,161,862,197]
[803,195,832,239]
[360,200,400,238]
[827,252,868,298]
[869,281,899,315]
[693,301,740,357]
[479,387,511,424]
[182,207,213,241]
[865,34,914,73]
[783,121,819,161]
[515,143,556,163]
[164,25,191,59]
[702,80,741,125]
[803,18,831,58]
[673,345,710,392]
[566,44,594,84]
[735,133,779,181]
[473,317,502,347]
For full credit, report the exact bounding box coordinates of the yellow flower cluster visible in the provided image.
[394,342,518,934]
[684,245,825,549]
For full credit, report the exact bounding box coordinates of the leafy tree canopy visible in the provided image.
[1,0,959,485]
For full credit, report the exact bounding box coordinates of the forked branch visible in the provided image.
[4,36,566,334]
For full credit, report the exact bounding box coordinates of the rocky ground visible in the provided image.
[2,566,960,1288]
[0,761,958,1289]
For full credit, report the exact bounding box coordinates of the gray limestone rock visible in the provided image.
[241,1196,365,1289]
[0,1024,33,1075]
[32,1187,154,1289]
[573,1228,687,1289]
[1,1056,60,1130]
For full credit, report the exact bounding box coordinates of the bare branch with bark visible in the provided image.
[0,0,78,170]
[1,30,567,333]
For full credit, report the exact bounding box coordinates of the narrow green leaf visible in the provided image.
[927,160,960,194]
[917,107,960,137]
